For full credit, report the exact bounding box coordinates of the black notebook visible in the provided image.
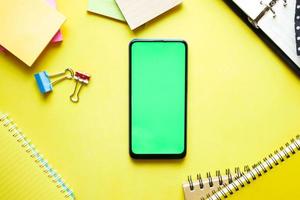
[225,0,300,74]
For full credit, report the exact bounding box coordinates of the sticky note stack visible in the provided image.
[87,0,183,30]
[47,0,64,43]
[0,0,63,53]
[0,0,66,66]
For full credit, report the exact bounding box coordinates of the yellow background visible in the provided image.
[0,0,300,199]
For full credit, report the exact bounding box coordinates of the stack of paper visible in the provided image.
[47,0,64,43]
[87,0,183,30]
[0,0,63,53]
[0,0,66,66]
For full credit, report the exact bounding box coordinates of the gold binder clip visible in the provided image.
[70,71,91,103]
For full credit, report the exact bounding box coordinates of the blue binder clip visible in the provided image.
[34,68,74,94]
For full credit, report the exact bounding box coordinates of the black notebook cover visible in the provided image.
[224,0,300,75]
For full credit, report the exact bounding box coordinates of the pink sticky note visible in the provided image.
[52,31,63,43]
[0,0,62,52]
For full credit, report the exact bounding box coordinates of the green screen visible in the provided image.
[131,40,186,155]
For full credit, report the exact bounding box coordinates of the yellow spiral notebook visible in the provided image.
[183,135,300,200]
[0,112,74,200]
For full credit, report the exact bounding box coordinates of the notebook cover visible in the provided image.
[224,0,300,76]
[0,113,74,200]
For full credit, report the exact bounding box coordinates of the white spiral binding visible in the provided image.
[207,135,300,200]
[0,112,75,200]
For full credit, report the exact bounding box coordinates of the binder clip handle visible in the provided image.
[50,68,74,86]
[70,81,82,103]
[70,71,90,103]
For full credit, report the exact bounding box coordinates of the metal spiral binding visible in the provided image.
[187,168,245,200]
[0,112,75,200]
[207,135,300,200]
[187,168,241,192]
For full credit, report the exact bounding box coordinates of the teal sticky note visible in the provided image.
[87,0,125,21]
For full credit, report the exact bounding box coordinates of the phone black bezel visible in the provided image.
[129,39,188,159]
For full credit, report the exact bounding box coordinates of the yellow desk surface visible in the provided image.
[0,0,300,199]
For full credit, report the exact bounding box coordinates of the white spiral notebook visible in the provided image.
[0,112,75,200]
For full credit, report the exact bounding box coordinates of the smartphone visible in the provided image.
[129,39,187,159]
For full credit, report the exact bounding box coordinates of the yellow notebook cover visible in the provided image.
[0,0,66,66]
[0,112,74,200]
[182,136,300,200]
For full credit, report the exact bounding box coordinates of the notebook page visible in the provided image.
[232,0,271,20]
[0,123,65,200]
[258,0,300,68]
[115,0,182,30]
